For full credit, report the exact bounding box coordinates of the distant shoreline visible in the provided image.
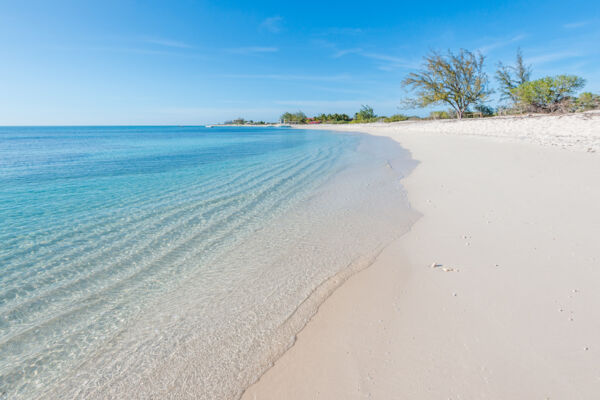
[205,123,290,128]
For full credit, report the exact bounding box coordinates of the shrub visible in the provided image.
[349,117,378,124]
[316,113,351,123]
[429,110,454,119]
[474,104,495,116]
[511,75,585,113]
[384,114,409,122]
[575,92,600,111]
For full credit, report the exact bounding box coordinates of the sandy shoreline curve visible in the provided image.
[242,113,600,399]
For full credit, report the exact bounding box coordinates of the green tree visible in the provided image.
[293,111,307,123]
[280,111,307,123]
[496,48,531,102]
[354,105,376,121]
[511,75,585,113]
[402,49,492,119]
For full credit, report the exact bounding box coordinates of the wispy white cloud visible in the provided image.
[563,21,589,29]
[332,48,363,58]
[260,16,283,33]
[318,39,417,71]
[89,45,208,59]
[302,85,368,95]
[477,34,527,54]
[93,46,175,56]
[225,46,279,54]
[144,38,191,48]
[527,51,582,65]
[362,53,405,63]
[361,53,419,70]
[220,73,351,82]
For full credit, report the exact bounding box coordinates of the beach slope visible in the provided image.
[242,113,600,399]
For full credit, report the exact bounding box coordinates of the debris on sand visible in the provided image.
[443,267,459,272]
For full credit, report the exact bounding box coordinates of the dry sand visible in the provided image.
[242,113,600,399]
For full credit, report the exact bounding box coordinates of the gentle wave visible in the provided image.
[0,126,417,399]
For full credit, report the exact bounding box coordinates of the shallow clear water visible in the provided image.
[0,126,417,399]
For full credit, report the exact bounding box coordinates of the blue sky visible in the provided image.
[1,0,599,124]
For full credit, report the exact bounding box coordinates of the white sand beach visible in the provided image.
[242,112,600,399]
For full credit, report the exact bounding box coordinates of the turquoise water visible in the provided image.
[0,126,416,399]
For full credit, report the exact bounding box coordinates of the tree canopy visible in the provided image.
[511,75,585,113]
[314,113,351,122]
[280,111,307,123]
[402,49,492,119]
[496,48,532,102]
[354,105,376,121]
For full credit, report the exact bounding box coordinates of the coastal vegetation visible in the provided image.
[313,113,351,123]
[495,50,595,115]
[352,105,377,122]
[224,118,269,125]
[401,49,492,119]
[496,48,532,103]
[429,110,454,119]
[229,48,598,125]
[278,109,412,124]
[280,111,308,124]
[384,114,410,122]
[510,75,586,113]
[576,92,600,111]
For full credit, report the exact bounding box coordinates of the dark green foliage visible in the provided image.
[314,113,351,123]
[402,49,492,119]
[354,105,376,121]
[280,111,307,123]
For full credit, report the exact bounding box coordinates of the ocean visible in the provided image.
[0,126,417,399]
